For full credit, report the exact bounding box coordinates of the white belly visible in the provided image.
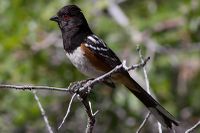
[66,47,104,78]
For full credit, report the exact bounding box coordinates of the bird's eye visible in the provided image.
[63,15,71,20]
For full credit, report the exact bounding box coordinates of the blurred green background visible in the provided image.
[0,0,200,132]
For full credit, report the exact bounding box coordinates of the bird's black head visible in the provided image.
[50,5,92,53]
[50,5,90,33]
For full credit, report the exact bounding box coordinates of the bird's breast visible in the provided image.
[66,47,104,78]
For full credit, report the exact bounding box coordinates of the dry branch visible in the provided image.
[33,91,54,133]
[136,112,151,133]
[185,120,200,133]
[0,57,150,133]
[136,46,163,133]
[136,47,152,133]
[0,84,68,92]
[82,99,98,133]
[58,93,77,130]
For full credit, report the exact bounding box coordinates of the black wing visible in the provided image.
[84,34,122,69]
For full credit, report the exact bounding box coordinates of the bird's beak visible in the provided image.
[50,15,59,22]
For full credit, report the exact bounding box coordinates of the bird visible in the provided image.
[50,5,179,128]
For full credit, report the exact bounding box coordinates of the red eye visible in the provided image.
[63,15,70,20]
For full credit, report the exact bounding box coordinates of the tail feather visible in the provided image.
[118,74,179,128]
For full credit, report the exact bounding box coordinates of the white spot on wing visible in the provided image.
[96,47,100,50]
[92,34,107,47]
[89,44,97,50]
[99,47,108,51]
[87,36,97,44]
[91,34,107,47]
[84,43,89,47]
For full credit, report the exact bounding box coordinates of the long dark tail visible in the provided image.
[118,74,179,128]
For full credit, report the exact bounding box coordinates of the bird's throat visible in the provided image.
[62,26,92,53]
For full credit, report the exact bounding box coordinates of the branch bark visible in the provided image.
[58,93,77,130]
[0,85,68,92]
[33,91,54,133]
[82,99,98,133]
[136,46,163,133]
[185,120,200,133]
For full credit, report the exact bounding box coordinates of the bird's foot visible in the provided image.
[68,78,94,99]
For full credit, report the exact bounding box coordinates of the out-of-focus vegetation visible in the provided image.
[0,0,200,132]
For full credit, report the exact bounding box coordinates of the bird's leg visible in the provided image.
[68,78,94,95]
[78,78,95,100]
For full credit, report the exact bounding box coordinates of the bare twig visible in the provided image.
[33,91,54,133]
[136,46,162,132]
[89,101,99,116]
[79,57,149,133]
[58,93,77,130]
[136,112,151,133]
[137,46,150,93]
[0,57,149,97]
[0,84,68,92]
[185,120,200,133]
[79,57,150,93]
[82,99,98,133]
[72,58,149,133]
[136,47,152,132]
[0,58,150,133]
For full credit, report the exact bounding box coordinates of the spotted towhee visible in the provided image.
[50,5,179,128]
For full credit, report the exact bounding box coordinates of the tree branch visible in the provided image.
[136,46,162,132]
[82,99,98,133]
[185,120,200,133]
[0,57,150,133]
[33,91,54,133]
[58,93,77,130]
[78,56,150,93]
[0,84,68,92]
[136,112,151,133]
